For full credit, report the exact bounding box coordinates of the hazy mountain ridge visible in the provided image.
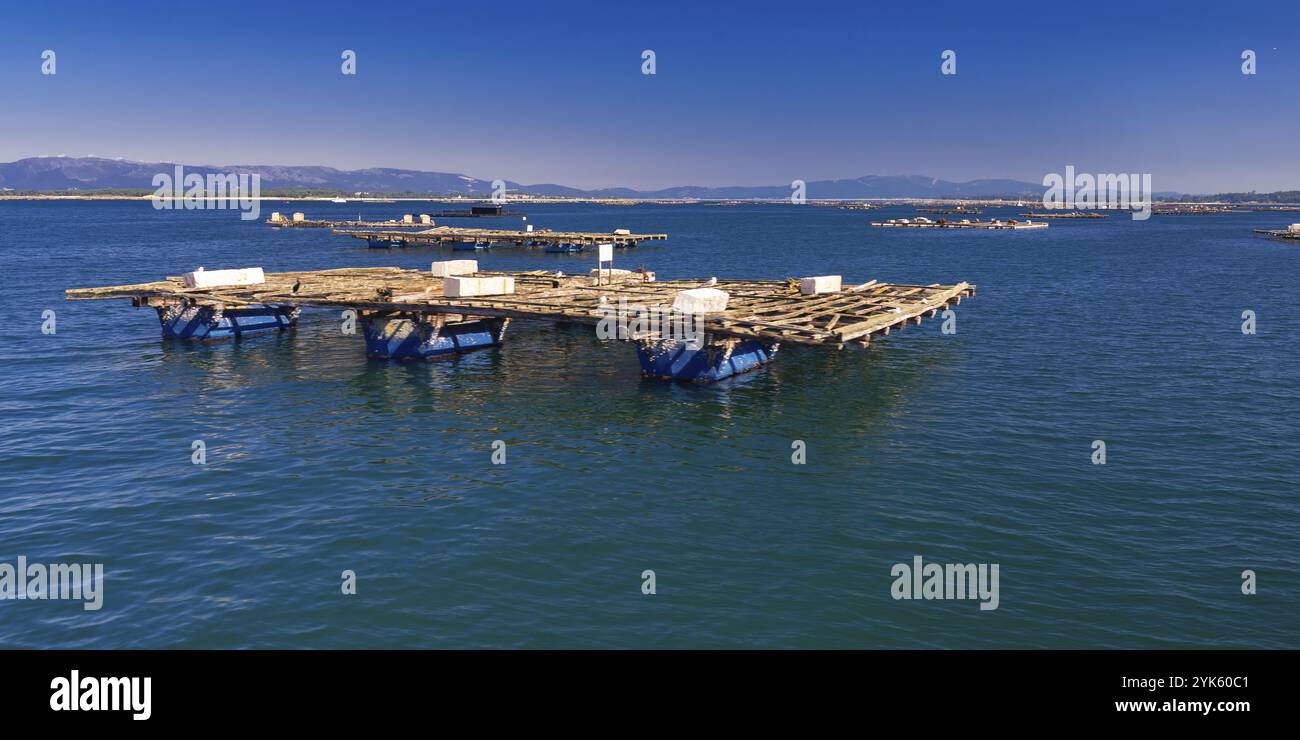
[0,156,1058,198]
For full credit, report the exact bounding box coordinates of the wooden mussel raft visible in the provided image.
[428,205,526,218]
[66,267,974,383]
[872,217,1048,230]
[1254,224,1300,241]
[266,211,438,229]
[336,225,668,250]
[1018,211,1108,219]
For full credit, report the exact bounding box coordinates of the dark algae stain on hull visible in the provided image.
[1,200,1297,648]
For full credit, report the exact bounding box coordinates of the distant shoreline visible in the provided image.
[0,194,649,204]
[4,194,1299,207]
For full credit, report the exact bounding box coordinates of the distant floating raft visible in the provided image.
[1151,206,1242,215]
[1018,211,1108,219]
[872,218,1048,230]
[338,225,666,250]
[1253,225,1300,241]
[428,205,526,218]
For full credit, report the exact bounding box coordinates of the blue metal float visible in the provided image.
[635,337,779,382]
[361,315,509,360]
[155,304,299,341]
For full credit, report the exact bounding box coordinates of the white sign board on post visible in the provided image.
[596,243,614,285]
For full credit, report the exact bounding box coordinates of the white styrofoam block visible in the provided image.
[613,228,631,235]
[442,276,515,297]
[442,276,475,297]
[442,276,481,297]
[430,259,478,277]
[484,276,515,295]
[183,267,265,289]
[799,275,842,295]
[672,287,729,314]
[292,212,305,221]
[1289,223,1300,233]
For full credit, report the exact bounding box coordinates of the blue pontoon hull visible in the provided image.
[635,338,779,382]
[156,304,298,341]
[361,316,509,360]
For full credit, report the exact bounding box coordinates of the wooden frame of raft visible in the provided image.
[66,267,974,350]
[335,226,667,248]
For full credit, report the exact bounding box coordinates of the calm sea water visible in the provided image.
[1,200,1296,648]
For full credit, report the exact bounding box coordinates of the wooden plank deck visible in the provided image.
[66,268,973,347]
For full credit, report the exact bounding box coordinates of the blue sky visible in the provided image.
[0,0,1297,192]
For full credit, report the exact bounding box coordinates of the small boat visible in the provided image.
[452,240,489,251]
[544,242,585,253]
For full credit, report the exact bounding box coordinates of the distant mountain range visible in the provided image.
[0,156,1062,199]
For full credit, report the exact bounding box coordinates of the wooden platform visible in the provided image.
[268,218,432,228]
[1019,211,1108,219]
[335,226,668,248]
[1253,228,1300,240]
[268,210,528,228]
[66,267,973,348]
[872,218,1048,230]
[810,201,879,210]
[427,209,526,218]
[1151,206,1241,215]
